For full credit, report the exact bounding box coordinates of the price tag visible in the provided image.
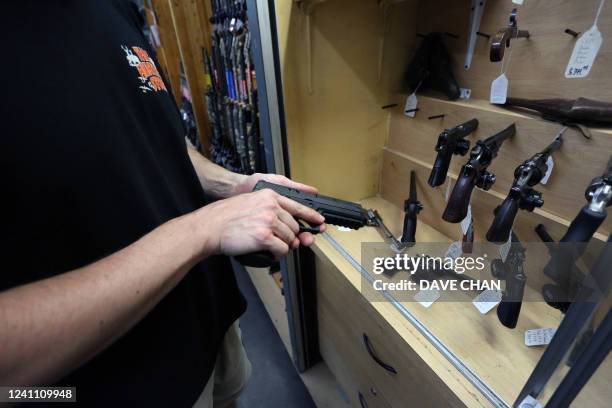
[403,93,418,117]
[414,289,440,308]
[490,74,508,104]
[525,328,557,346]
[472,289,502,314]
[459,88,472,100]
[460,204,472,235]
[445,241,462,260]
[445,176,452,202]
[337,226,352,232]
[518,396,543,408]
[512,0,525,5]
[565,25,603,78]
[499,232,512,262]
[540,156,555,185]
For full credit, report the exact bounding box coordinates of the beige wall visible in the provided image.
[275,0,420,201]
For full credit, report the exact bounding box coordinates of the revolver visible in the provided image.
[491,232,526,328]
[486,133,563,242]
[442,124,516,223]
[428,118,479,187]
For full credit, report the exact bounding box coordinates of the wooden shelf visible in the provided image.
[313,195,572,406]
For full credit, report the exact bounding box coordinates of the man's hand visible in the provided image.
[231,173,318,197]
[195,188,326,260]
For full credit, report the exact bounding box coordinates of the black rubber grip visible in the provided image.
[234,250,275,268]
[560,206,606,243]
[486,197,519,243]
[442,173,475,223]
[400,215,417,244]
[497,301,522,329]
[428,151,452,187]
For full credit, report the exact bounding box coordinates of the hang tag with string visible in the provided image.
[404,81,422,117]
[490,31,517,104]
[565,0,606,78]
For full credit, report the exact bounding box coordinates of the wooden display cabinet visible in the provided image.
[272,0,611,407]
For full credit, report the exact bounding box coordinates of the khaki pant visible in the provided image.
[193,321,252,408]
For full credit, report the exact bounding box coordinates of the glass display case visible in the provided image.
[248,0,611,406]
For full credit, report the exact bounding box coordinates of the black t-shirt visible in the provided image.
[1,1,246,406]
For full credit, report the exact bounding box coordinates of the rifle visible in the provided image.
[486,132,563,242]
[234,181,379,267]
[401,171,424,245]
[504,97,612,128]
[491,232,526,328]
[442,124,516,223]
[428,118,479,187]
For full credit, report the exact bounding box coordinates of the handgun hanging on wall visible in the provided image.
[486,131,563,242]
[401,171,423,245]
[429,119,479,187]
[491,232,526,329]
[540,157,612,312]
[442,124,516,223]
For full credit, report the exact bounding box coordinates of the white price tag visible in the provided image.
[499,232,512,262]
[459,88,472,100]
[460,204,472,235]
[512,0,525,5]
[518,396,543,408]
[414,289,440,308]
[540,156,555,185]
[472,289,502,314]
[336,226,352,232]
[445,241,462,260]
[490,74,508,104]
[445,176,452,202]
[403,93,418,117]
[565,25,603,78]
[525,328,557,346]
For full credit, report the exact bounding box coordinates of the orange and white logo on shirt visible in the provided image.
[121,45,167,93]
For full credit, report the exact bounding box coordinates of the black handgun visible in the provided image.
[557,156,612,244]
[491,233,526,329]
[539,158,612,311]
[401,171,424,245]
[443,124,516,223]
[234,181,377,267]
[486,133,563,242]
[428,119,479,187]
[536,224,585,314]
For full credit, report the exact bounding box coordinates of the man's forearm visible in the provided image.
[186,146,246,199]
[0,212,210,385]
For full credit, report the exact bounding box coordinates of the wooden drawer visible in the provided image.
[316,253,466,408]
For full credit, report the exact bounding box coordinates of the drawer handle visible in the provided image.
[362,333,397,374]
[358,392,368,408]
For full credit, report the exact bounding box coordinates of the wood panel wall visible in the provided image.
[276,0,421,201]
[380,0,612,245]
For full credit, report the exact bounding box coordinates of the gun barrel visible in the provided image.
[409,170,417,201]
[540,135,563,157]
[457,118,479,135]
[483,123,516,150]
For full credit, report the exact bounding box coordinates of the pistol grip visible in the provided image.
[487,197,519,243]
[443,174,475,223]
[401,215,417,245]
[429,152,452,187]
